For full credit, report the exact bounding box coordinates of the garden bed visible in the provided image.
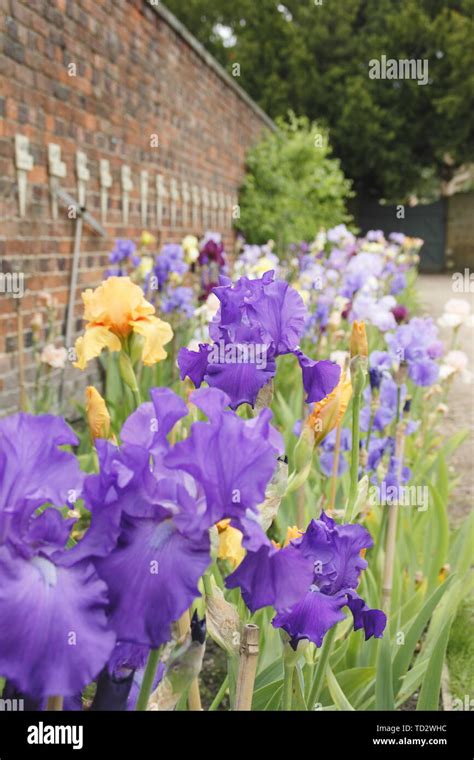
[0,226,472,713]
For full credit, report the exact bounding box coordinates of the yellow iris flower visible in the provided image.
[73,277,173,370]
[182,235,200,264]
[140,231,156,246]
[216,520,245,569]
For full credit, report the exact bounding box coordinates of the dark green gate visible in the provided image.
[355,198,446,272]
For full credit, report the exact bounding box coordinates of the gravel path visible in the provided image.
[417,273,474,525]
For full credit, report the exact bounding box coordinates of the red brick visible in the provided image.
[0,0,272,414]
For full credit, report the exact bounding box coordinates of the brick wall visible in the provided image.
[0,0,272,414]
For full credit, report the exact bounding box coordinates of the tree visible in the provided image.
[164,0,474,201]
[237,114,353,249]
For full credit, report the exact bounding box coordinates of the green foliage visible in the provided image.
[164,0,474,201]
[447,595,474,702]
[237,113,353,250]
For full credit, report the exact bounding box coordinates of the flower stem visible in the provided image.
[282,663,295,711]
[348,392,361,512]
[177,609,202,710]
[392,384,402,436]
[46,695,63,711]
[119,350,142,409]
[366,396,379,452]
[202,570,214,598]
[208,674,229,711]
[382,423,406,614]
[296,393,308,528]
[307,625,337,709]
[328,422,342,514]
[136,648,161,711]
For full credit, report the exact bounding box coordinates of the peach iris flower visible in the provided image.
[86,386,111,441]
[306,372,352,446]
[350,320,368,358]
[73,277,173,370]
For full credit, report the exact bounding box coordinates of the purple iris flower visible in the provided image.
[228,513,386,647]
[390,273,407,295]
[360,376,406,433]
[389,232,406,245]
[178,271,340,410]
[351,294,397,332]
[344,252,385,293]
[386,317,443,386]
[369,350,393,372]
[367,436,393,472]
[366,230,385,243]
[153,244,188,290]
[161,285,195,318]
[199,232,226,267]
[369,367,383,391]
[327,225,355,245]
[106,239,140,277]
[109,239,138,265]
[0,414,116,699]
[392,304,409,324]
[86,387,283,648]
[328,247,351,270]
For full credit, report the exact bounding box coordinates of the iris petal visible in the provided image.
[273,587,348,647]
[73,325,122,370]
[129,316,173,365]
[0,546,115,698]
[95,516,210,648]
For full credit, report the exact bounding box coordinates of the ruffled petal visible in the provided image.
[190,387,231,419]
[178,344,212,388]
[130,316,173,365]
[323,520,372,593]
[95,516,210,647]
[295,352,341,403]
[273,587,348,647]
[226,542,314,613]
[345,590,387,640]
[164,406,280,529]
[73,326,122,370]
[121,388,188,456]
[205,352,276,409]
[246,276,307,353]
[0,414,83,542]
[0,546,115,698]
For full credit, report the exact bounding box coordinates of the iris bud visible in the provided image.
[119,351,139,393]
[350,320,368,358]
[369,368,382,391]
[86,386,111,441]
